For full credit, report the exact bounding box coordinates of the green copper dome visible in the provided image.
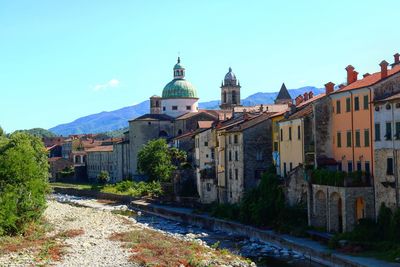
[162,78,198,98]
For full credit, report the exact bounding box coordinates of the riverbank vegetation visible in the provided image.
[51,180,163,198]
[202,166,308,236]
[329,203,400,262]
[0,130,50,236]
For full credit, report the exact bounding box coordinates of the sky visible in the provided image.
[1,0,399,132]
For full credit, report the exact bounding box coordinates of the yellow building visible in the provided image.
[271,112,285,175]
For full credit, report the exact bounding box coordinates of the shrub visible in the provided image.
[97,171,110,184]
[0,132,49,236]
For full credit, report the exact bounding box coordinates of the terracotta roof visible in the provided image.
[225,112,275,133]
[48,157,63,162]
[132,113,174,121]
[335,65,400,93]
[198,121,214,129]
[172,131,197,140]
[176,110,220,120]
[296,93,326,108]
[85,145,113,152]
[281,93,326,122]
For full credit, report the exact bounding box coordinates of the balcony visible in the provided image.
[310,169,372,187]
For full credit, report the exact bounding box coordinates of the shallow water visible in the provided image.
[53,194,324,267]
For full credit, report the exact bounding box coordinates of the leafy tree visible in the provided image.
[0,126,4,137]
[138,139,187,182]
[13,128,56,138]
[378,203,393,240]
[0,132,49,236]
[98,171,110,184]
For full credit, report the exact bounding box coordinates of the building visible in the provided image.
[194,127,218,204]
[220,68,241,110]
[275,83,292,105]
[86,146,116,182]
[215,112,274,203]
[129,58,231,177]
[374,92,400,215]
[113,131,131,181]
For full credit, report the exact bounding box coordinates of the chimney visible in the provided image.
[303,92,309,101]
[324,82,335,95]
[308,92,314,99]
[353,71,359,82]
[380,60,389,79]
[339,84,345,89]
[393,53,400,66]
[363,73,371,78]
[345,65,357,85]
[295,95,303,106]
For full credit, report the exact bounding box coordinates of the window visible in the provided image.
[280,129,283,141]
[211,149,215,160]
[223,91,227,103]
[363,95,369,110]
[348,161,353,173]
[172,106,178,110]
[336,100,341,114]
[229,136,232,144]
[290,162,293,171]
[229,169,232,180]
[235,151,238,161]
[346,131,352,147]
[346,98,351,112]
[337,132,342,147]
[256,150,263,161]
[234,135,238,144]
[232,91,237,104]
[163,107,166,111]
[186,106,191,110]
[396,122,400,139]
[386,122,392,140]
[354,97,360,111]
[357,161,362,171]
[283,163,287,177]
[338,162,342,171]
[229,151,232,161]
[235,169,238,180]
[297,126,301,140]
[375,123,381,141]
[274,142,278,152]
[204,141,208,147]
[355,130,360,147]
[364,129,370,147]
[387,158,394,175]
[289,127,292,140]
[365,162,370,174]
[206,183,211,192]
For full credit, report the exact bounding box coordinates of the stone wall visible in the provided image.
[309,184,374,232]
[374,148,400,215]
[313,96,333,164]
[285,166,308,207]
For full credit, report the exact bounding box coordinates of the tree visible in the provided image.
[138,139,187,182]
[98,171,110,184]
[0,126,4,137]
[0,132,49,236]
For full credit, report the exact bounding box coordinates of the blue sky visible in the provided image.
[1,1,399,132]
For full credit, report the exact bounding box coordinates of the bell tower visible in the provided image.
[220,67,241,110]
[150,95,162,114]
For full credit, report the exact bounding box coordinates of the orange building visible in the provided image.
[330,57,400,175]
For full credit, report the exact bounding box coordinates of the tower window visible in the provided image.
[186,106,191,110]
[163,107,166,111]
[232,91,237,104]
[223,91,227,103]
[172,106,178,110]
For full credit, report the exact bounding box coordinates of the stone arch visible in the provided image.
[314,190,327,229]
[329,192,343,232]
[159,130,168,138]
[355,197,365,222]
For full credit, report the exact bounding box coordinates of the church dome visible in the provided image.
[224,67,236,81]
[162,79,198,98]
[162,57,198,99]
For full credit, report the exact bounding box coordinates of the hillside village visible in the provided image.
[45,52,400,234]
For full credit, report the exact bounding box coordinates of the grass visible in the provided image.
[51,180,163,198]
[0,219,84,265]
[109,228,249,267]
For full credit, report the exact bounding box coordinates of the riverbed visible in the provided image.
[53,194,324,267]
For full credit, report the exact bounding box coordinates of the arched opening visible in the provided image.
[355,197,365,222]
[178,129,183,135]
[155,100,160,107]
[329,192,343,232]
[315,190,327,229]
[232,91,237,104]
[159,131,168,138]
[223,91,227,104]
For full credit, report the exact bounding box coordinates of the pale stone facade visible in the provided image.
[373,93,400,215]
[86,146,116,182]
[194,128,218,203]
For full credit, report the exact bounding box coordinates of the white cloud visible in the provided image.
[92,79,120,91]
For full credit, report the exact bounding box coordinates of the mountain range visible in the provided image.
[49,86,324,136]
